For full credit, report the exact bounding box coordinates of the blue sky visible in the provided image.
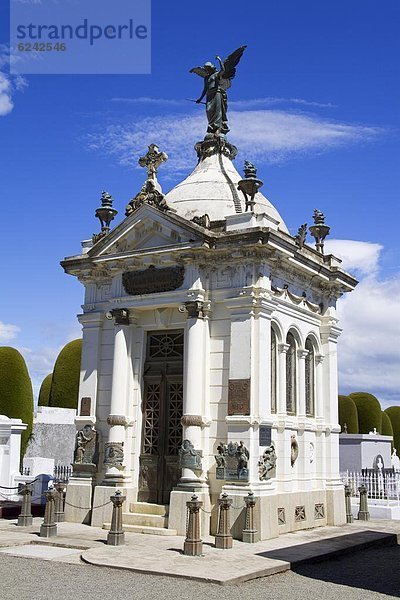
[0,0,399,406]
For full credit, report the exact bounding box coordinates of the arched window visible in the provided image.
[286,332,296,414]
[271,327,277,413]
[305,338,315,416]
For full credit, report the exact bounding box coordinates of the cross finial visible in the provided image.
[138,144,168,182]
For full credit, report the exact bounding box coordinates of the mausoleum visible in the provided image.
[62,49,357,539]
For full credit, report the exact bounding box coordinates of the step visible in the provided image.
[103,523,177,536]
[122,512,168,528]
[129,502,168,516]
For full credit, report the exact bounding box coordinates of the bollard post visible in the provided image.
[40,488,57,538]
[107,490,126,546]
[344,485,354,523]
[215,493,233,549]
[183,494,203,556]
[17,483,33,527]
[358,484,370,521]
[54,482,66,523]
[242,492,259,543]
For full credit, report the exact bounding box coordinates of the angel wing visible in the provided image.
[222,45,247,81]
[189,66,209,78]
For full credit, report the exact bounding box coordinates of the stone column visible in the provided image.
[277,343,289,417]
[315,353,325,421]
[297,349,308,420]
[104,310,130,483]
[180,300,205,485]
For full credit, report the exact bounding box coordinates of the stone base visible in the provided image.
[17,515,33,527]
[39,523,57,538]
[221,486,339,541]
[214,534,233,549]
[107,531,125,546]
[183,539,203,556]
[169,485,211,537]
[54,513,65,523]
[91,484,135,528]
[64,476,93,524]
[358,511,370,521]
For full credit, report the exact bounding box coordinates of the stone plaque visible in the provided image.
[80,397,91,417]
[122,265,185,295]
[228,379,250,416]
[259,426,271,446]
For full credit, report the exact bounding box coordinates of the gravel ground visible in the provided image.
[0,544,399,600]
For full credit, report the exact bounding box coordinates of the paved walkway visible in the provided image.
[0,518,399,585]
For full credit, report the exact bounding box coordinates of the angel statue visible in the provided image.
[190,45,247,136]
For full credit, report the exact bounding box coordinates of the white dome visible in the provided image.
[165,145,288,234]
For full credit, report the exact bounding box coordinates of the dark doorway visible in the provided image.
[138,331,184,505]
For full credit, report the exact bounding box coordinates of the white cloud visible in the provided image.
[0,321,20,342]
[87,110,381,175]
[331,239,400,408]
[325,239,383,276]
[0,73,14,116]
[111,96,336,109]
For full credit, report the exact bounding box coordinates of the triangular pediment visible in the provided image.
[88,204,206,259]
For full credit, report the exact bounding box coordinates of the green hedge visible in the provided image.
[0,347,33,458]
[49,339,82,409]
[385,406,400,455]
[338,395,359,433]
[381,411,394,439]
[348,392,382,434]
[38,373,53,407]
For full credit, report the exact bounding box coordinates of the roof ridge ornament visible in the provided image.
[93,191,118,244]
[125,143,171,216]
[309,209,330,254]
[237,160,263,212]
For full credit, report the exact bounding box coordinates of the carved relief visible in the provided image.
[107,415,132,427]
[291,434,299,467]
[104,441,124,469]
[258,444,277,481]
[179,439,202,471]
[74,425,98,466]
[215,441,249,481]
[181,415,203,427]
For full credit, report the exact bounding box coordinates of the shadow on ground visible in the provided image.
[258,532,400,597]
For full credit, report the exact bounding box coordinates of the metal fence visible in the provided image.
[341,470,400,506]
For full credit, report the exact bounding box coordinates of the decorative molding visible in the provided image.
[295,505,306,522]
[271,285,322,314]
[315,353,325,364]
[106,414,133,428]
[181,415,203,428]
[277,507,286,525]
[184,300,205,319]
[104,441,124,469]
[314,503,325,519]
[278,343,290,354]
[297,348,309,360]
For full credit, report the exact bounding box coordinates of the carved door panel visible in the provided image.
[138,331,184,505]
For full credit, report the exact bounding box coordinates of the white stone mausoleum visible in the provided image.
[62,133,357,540]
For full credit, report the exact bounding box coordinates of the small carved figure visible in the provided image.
[74,425,97,465]
[104,442,124,468]
[179,439,202,471]
[190,46,247,135]
[236,440,249,476]
[258,444,277,481]
[215,441,227,467]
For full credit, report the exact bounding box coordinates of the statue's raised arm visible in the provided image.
[190,45,247,136]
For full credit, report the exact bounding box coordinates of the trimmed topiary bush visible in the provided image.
[385,406,400,455]
[349,392,382,434]
[338,395,359,433]
[381,411,394,439]
[49,339,82,409]
[0,346,33,458]
[38,373,53,407]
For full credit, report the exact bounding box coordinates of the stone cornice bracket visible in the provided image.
[106,308,130,325]
[182,300,205,319]
[106,415,134,428]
